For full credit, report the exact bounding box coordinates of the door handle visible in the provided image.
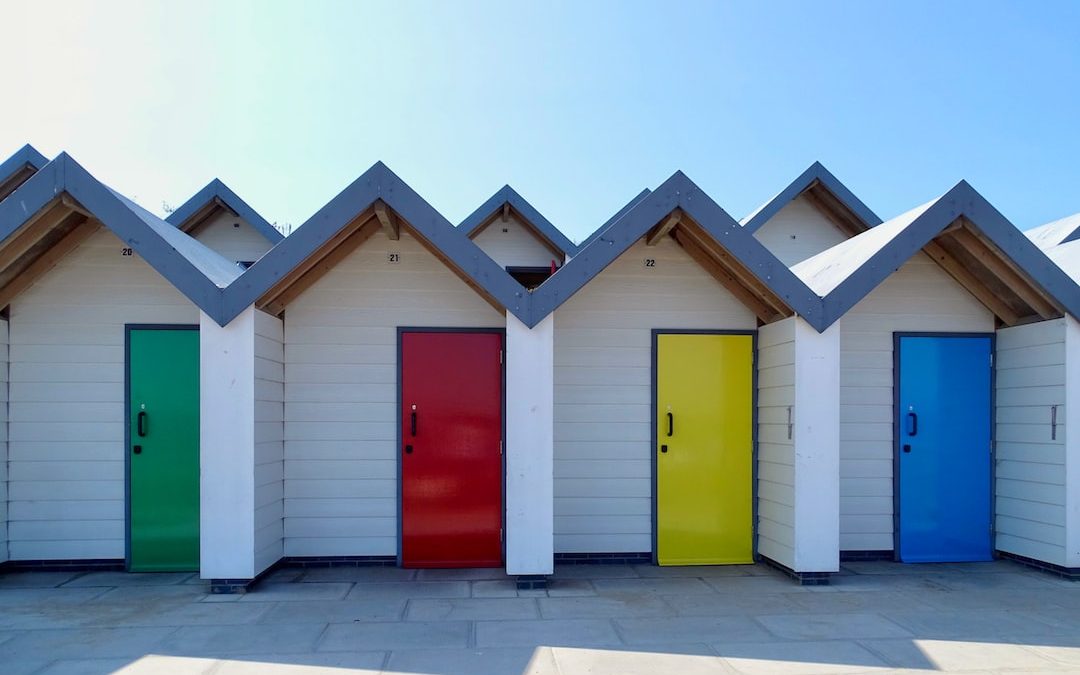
[137,411,148,437]
[906,412,917,437]
[667,412,673,437]
[410,407,417,436]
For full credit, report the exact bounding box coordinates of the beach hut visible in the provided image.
[166,178,283,266]
[0,153,239,573]
[529,171,839,582]
[791,183,1080,569]
[459,185,576,287]
[0,144,48,203]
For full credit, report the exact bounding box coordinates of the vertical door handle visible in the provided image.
[410,407,417,436]
[907,411,918,437]
[137,411,148,437]
[667,412,673,437]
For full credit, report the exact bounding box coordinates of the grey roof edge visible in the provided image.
[0,144,49,189]
[528,171,826,330]
[818,181,1080,329]
[220,162,530,325]
[578,188,652,250]
[166,177,284,243]
[0,153,236,322]
[741,161,883,234]
[460,185,577,256]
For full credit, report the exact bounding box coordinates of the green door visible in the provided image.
[128,328,199,572]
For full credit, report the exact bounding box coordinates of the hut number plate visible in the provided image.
[121,248,133,256]
[643,258,656,268]
[387,252,401,264]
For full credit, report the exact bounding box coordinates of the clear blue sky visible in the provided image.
[4,1,1079,240]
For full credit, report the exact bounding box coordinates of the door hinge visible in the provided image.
[499,440,503,455]
[499,350,503,364]
[500,528,503,542]
[990,353,994,368]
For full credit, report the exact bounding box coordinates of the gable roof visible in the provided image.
[0,153,242,319]
[577,188,652,250]
[741,162,882,236]
[0,144,49,202]
[460,185,577,259]
[792,181,1080,329]
[529,172,824,328]
[166,178,283,244]
[1047,238,1080,283]
[220,162,529,324]
[1026,213,1080,251]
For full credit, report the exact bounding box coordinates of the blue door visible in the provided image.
[897,335,992,562]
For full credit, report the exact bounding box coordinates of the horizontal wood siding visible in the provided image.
[994,319,1067,566]
[470,215,559,269]
[193,212,275,265]
[552,237,756,553]
[0,320,7,562]
[752,195,849,266]
[756,317,796,568]
[839,253,994,552]
[282,230,503,557]
[254,310,285,574]
[7,229,197,561]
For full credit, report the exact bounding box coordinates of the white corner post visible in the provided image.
[792,317,841,575]
[1066,316,1080,570]
[200,306,257,588]
[505,312,555,577]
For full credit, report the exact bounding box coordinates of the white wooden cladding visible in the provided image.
[552,237,756,553]
[751,195,850,267]
[470,214,561,269]
[282,229,502,557]
[756,317,797,568]
[192,211,275,265]
[838,253,994,552]
[6,229,197,560]
[254,310,285,573]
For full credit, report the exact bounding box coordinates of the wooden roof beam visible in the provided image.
[923,239,1021,325]
[674,230,779,323]
[0,217,99,309]
[949,227,1060,321]
[674,221,791,317]
[374,200,400,241]
[501,203,511,223]
[258,210,374,310]
[0,199,72,271]
[646,209,682,246]
[261,219,380,316]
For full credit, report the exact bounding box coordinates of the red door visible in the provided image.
[401,331,503,568]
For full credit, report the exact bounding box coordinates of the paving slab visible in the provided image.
[86,585,209,604]
[470,579,520,598]
[882,609,1070,640]
[85,601,275,628]
[239,582,352,602]
[901,587,1072,611]
[713,640,893,674]
[631,564,756,578]
[539,594,673,619]
[704,575,812,594]
[406,597,540,621]
[301,566,418,583]
[211,651,386,673]
[861,638,1067,671]
[346,580,469,600]
[415,567,509,581]
[319,620,471,651]
[387,647,560,675]
[545,579,596,596]
[39,655,217,674]
[257,598,406,624]
[156,623,327,657]
[616,616,772,644]
[552,644,727,674]
[666,592,801,616]
[476,618,623,648]
[61,572,194,587]
[0,587,108,606]
[755,612,912,640]
[924,571,1063,592]
[0,571,83,588]
[552,565,641,579]
[592,576,713,595]
[0,626,178,661]
[784,590,936,614]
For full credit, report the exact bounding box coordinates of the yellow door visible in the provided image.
[656,333,753,565]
